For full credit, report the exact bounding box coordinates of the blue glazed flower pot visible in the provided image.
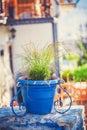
[18,79,60,114]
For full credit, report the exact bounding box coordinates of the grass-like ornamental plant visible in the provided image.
[22,43,53,80]
[11,43,60,116]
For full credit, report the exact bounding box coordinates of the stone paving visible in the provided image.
[0,106,84,130]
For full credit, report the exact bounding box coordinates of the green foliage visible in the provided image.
[62,70,73,82]
[72,64,87,81]
[65,52,79,63]
[77,41,87,65]
[22,44,53,80]
[62,64,87,82]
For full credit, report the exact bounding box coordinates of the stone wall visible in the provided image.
[0,105,85,130]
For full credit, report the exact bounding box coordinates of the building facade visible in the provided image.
[0,0,79,106]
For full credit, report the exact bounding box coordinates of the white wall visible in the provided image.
[13,23,53,77]
[0,26,14,106]
[0,26,9,46]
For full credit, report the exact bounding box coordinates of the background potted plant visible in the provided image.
[11,43,60,115]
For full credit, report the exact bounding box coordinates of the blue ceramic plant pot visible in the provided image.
[18,79,60,114]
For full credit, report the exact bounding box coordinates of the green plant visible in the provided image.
[62,70,73,82]
[22,44,53,80]
[72,64,87,81]
[62,64,87,82]
[77,41,87,65]
[65,52,79,63]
